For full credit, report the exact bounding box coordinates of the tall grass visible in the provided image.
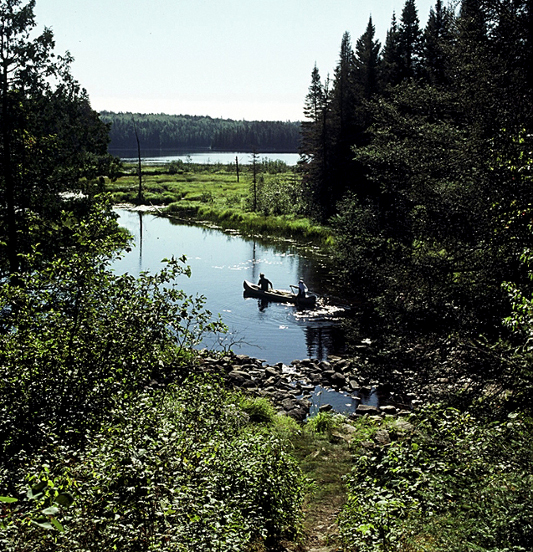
[107,164,334,245]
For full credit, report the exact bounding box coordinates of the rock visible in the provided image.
[286,405,308,422]
[319,404,333,412]
[281,397,299,411]
[356,404,380,416]
[335,359,352,373]
[374,429,391,446]
[380,405,398,416]
[395,419,414,432]
[226,370,251,386]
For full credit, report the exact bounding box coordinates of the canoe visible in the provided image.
[243,280,317,308]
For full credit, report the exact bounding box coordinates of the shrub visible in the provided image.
[0,379,304,551]
[338,405,533,552]
[239,395,277,424]
[306,411,341,435]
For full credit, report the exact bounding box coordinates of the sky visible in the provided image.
[33,0,439,122]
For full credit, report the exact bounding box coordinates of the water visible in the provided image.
[117,151,300,166]
[305,385,380,417]
[112,208,347,366]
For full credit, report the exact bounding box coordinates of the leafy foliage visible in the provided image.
[339,406,533,552]
[0,379,304,551]
[0,0,120,276]
[0,200,226,462]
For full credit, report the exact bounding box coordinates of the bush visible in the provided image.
[306,411,341,435]
[239,395,277,424]
[0,216,225,463]
[0,379,304,551]
[338,405,533,552]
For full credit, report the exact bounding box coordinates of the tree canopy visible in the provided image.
[100,111,301,154]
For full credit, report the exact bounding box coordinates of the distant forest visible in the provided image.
[100,111,301,153]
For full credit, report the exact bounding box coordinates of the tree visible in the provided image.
[397,0,423,81]
[299,64,332,220]
[0,0,118,279]
[380,0,422,87]
[354,17,381,100]
[421,0,455,85]
[380,12,402,87]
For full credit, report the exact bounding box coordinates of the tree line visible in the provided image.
[100,111,301,153]
[301,3,533,547]
[300,0,533,377]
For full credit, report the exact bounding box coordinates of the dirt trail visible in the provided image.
[281,429,354,552]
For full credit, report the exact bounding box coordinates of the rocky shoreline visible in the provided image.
[198,351,416,422]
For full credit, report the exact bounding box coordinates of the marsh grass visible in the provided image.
[107,163,334,244]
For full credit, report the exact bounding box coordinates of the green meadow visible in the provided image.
[106,161,334,245]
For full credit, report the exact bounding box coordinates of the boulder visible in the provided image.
[329,372,347,387]
[356,404,380,416]
[226,370,251,386]
[374,429,391,446]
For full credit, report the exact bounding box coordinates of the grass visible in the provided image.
[106,162,334,245]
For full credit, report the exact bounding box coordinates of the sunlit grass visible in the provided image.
[107,164,334,244]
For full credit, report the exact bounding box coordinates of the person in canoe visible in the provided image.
[258,273,273,292]
[292,278,308,298]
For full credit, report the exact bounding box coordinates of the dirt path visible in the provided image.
[281,429,354,552]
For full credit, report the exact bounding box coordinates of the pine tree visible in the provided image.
[380,12,402,87]
[421,0,454,85]
[299,65,332,220]
[354,16,381,100]
[397,0,422,81]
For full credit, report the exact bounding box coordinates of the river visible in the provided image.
[112,208,348,366]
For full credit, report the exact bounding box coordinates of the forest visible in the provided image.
[1,0,533,550]
[100,111,301,153]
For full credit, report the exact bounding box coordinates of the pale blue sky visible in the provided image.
[34,0,440,121]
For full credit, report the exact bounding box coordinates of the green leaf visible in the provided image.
[27,481,47,500]
[31,518,55,530]
[55,492,75,507]
[41,506,59,516]
[0,496,18,503]
[51,518,65,532]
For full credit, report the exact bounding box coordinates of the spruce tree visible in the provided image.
[299,64,332,220]
[380,12,402,87]
[421,0,454,85]
[397,0,423,81]
[354,16,381,100]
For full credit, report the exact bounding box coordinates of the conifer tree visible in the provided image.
[380,12,402,87]
[354,16,381,100]
[421,0,454,85]
[299,65,332,219]
[397,0,423,81]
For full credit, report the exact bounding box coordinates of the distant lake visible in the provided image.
[114,150,300,166]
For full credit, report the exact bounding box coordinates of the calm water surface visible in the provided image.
[117,151,300,166]
[113,208,347,366]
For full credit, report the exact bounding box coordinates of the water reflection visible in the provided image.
[114,208,349,365]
